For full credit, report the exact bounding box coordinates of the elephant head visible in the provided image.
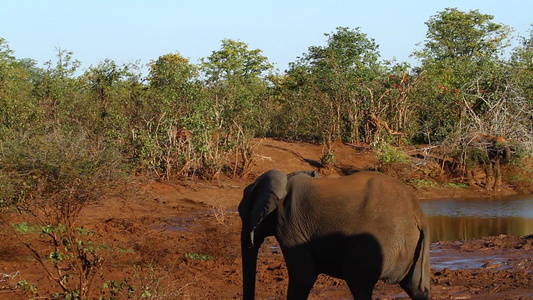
[239,169,430,300]
[239,169,286,248]
[238,170,320,299]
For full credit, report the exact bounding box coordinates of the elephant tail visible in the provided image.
[401,222,431,300]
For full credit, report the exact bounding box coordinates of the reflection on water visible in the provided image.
[420,194,533,241]
[426,215,533,242]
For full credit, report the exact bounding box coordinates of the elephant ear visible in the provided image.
[239,169,287,247]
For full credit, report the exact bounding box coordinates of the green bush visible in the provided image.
[410,179,437,188]
[372,140,412,164]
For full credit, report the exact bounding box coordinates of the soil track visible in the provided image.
[1,138,532,299]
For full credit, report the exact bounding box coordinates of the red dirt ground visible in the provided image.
[1,138,532,299]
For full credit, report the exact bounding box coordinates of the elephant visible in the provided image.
[238,169,430,300]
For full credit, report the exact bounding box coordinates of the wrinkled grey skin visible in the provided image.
[238,169,430,300]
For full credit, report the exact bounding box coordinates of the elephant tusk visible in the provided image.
[250,231,255,248]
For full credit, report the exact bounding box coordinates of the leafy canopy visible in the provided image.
[415,8,512,63]
[201,39,273,84]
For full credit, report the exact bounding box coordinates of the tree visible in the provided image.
[0,38,37,134]
[202,39,272,84]
[285,27,383,144]
[412,8,513,142]
[421,8,510,59]
[148,53,199,108]
[303,26,380,83]
[199,39,274,177]
[79,59,143,138]
[127,53,201,178]
[32,47,81,121]
[506,24,533,147]
[510,24,533,104]
[199,39,273,131]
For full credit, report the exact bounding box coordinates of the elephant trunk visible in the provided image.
[241,229,261,300]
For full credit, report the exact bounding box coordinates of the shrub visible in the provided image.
[372,139,412,164]
[410,179,437,188]
[0,125,128,299]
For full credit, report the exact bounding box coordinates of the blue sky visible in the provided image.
[1,0,532,74]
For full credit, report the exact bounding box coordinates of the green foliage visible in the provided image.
[0,9,532,181]
[0,39,38,135]
[320,149,337,168]
[506,25,533,144]
[454,146,490,169]
[411,8,518,144]
[410,179,437,188]
[202,39,272,83]
[101,279,137,299]
[417,8,511,62]
[201,39,273,132]
[184,252,213,261]
[117,248,135,254]
[281,27,383,143]
[10,218,108,299]
[446,182,468,188]
[12,222,40,235]
[147,52,199,117]
[32,48,82,122]
[17,279,38,297]
[373,140,412,163]
[509,172,533,184]
[82,59,138,126]
[12,222,69,235]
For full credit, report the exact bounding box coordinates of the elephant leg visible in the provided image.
[286,271,317,300]
[284,249,318,300]
[346,279,376,300]
[399,227,430,300]
[241,240,261,300]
